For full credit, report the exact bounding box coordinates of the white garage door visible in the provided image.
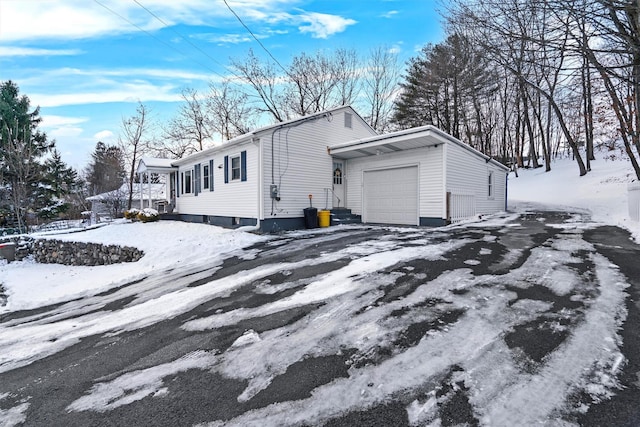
[363,166,418,225]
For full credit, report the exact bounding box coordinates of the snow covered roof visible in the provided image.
[86,183,166,201]
[136,157,178,174]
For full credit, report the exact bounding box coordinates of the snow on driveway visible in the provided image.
[0,208,634,426]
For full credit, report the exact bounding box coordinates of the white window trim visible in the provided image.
[203,164,210,189]
[184,170,193,194]
[230,154,241,181]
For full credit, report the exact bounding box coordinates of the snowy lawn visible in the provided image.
[508,153,639,239]
[0,221,266,313]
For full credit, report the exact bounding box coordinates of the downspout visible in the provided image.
[237,137,262,232]
[442,143,448,223]
[505,172,508,212]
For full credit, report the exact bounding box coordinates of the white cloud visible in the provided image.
[41,115,88,128]
[32,83,182,108]
[39,67,213,82]
[94,130,115,142]
[388,42,403,55]
[381,10,399,18]
[18,66,216,108]
[298,12,357,39]
[0,47,83,57]
[49,126,84,139]
[193,33,254,44]
[0,0,301,42]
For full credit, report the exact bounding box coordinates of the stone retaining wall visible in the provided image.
[33,239,144,266]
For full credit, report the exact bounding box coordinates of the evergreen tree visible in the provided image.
[393,34,496,148]
[85,141,125,195]
[35,149,79,220]
[0,80,53,230]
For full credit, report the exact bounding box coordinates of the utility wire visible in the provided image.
[221,0,291,77]
[131,0,246,84]
[222,0,322,115]
[93,0,233,83]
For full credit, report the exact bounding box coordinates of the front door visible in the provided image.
[332,161,345,208]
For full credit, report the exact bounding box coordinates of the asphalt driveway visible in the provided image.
[1,209,639,426]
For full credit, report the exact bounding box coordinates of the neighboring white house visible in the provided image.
[138,106,509,232]
[87,182,166,224]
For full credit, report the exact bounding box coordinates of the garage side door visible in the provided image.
[363,166,418,225]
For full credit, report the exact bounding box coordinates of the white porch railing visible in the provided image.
[628,182,640,221]
[447,192,477,223]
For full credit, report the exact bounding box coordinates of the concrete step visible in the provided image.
[330,208,361,225]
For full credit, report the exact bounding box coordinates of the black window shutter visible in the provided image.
[209,159,214,191]
[241,151,247,182]
[224,155,229,183]
[176,172,180,197]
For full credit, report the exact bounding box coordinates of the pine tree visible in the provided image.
[85,141,125,195]
[35,149,79,220]
[0,80,53,230]
[393,34,496,146]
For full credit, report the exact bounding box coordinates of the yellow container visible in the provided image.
[318,210,331,227]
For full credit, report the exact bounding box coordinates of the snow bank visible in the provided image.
[0,220,265,313]
[508,153,640,240]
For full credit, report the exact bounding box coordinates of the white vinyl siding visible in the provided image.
[259,107,376,219]
[174,106,379,222]
[261,123,332,217]
[445,142,506,217]
[175,144,258,218]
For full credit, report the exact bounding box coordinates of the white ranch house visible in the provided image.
[137,106,508,232]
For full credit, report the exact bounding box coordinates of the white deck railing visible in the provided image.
[448,192,477,223]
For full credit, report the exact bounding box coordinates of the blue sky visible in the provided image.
[0,0,444,169]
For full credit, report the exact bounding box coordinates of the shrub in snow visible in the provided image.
[124,209,141,220]
[136,208,159,223]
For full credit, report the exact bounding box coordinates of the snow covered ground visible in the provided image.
[0,151,639,426]
[2,151,636,314]
[508,152,638,239]
[0,221,266,313]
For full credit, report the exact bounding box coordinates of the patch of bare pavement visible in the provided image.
[1,210,640,426]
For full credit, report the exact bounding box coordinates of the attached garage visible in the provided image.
[363,166,418,225]
[329,125,509,226]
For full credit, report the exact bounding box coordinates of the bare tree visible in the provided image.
[547,0,640,178]
[285,49,361,116]
[119,102,153,210]
[363,46,400,132]
[232,48,362,122]
[333,48,361,107]
[231,49,288,122]
[159,88,214,158]
[448,0,588,175]
[206,80,255,141]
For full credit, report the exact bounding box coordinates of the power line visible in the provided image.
[222,0,321,113]
[92,0,233,83]
[222,0,290,77]
[131,0,243,82]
